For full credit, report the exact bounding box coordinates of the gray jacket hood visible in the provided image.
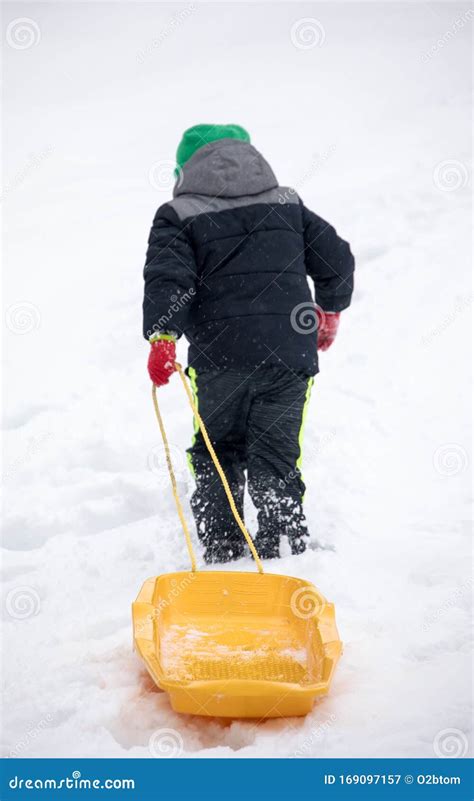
[173,139,278,199]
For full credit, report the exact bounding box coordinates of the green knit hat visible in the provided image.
[176,124,251,170]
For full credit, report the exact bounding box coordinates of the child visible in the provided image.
[143,124,354,563]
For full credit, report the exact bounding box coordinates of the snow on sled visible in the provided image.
[132,570,342,718]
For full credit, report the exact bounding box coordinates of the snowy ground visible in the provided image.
[2,2,472,759]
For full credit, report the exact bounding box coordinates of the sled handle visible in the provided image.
[151,364,264,574]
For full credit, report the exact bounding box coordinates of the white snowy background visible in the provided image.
[2,1,472,759]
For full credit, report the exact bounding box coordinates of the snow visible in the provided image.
[158,619,309,683]
[2,1,472,760]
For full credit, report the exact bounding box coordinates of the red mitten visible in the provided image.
[318,311,341,351]
[147,337,176,386]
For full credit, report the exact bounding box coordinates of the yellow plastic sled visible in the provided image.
[132,365,342,718]
[133,570,341,718]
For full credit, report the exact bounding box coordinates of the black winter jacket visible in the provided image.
[143,139,354,374]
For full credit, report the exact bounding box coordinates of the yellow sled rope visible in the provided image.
[152,362,264,573]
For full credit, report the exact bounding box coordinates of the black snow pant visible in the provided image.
[186,366,314,562]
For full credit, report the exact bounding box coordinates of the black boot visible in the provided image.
[252,534,280,560]
[190,458,247,565]
[203,539,245,564]
[251,487,310,559]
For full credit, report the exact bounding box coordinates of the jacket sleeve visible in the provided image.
[142,203,197,339]
[300,201,355,312]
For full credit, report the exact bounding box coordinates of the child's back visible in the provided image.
[144,124,354,562]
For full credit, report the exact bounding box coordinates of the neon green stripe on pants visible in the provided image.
[296,376,314,481]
